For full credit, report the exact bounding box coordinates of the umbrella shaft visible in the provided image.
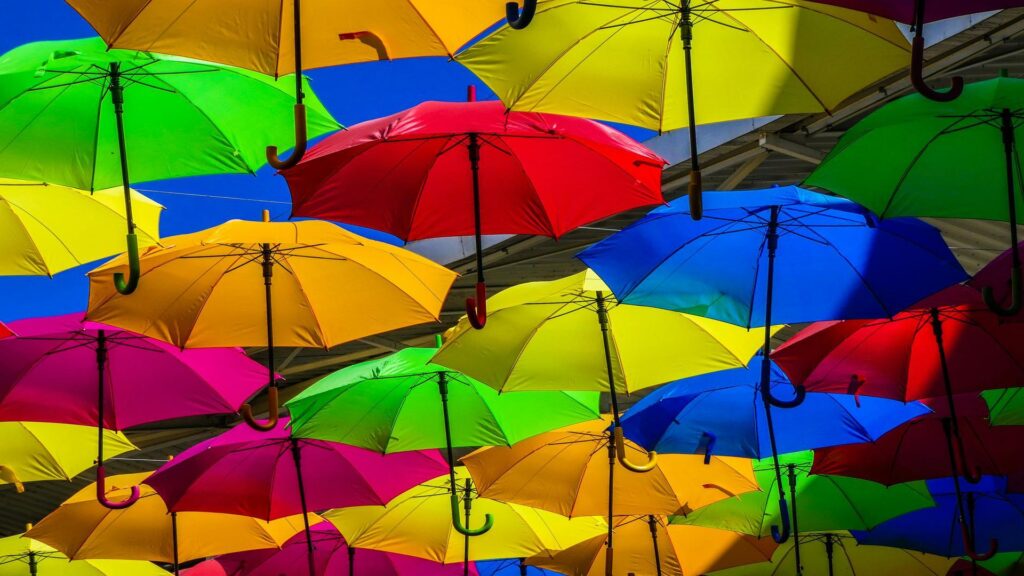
[1001,109,1020,265]
[468,133,485,284]
[941,418,977,551]
[595,292,621,422]
[289,440,316,576]
[28,551,36,576]
[262,244,276,389]
[679,4,699,176]
[291,0,305,104]
[824,535,834,576]
[107,63,135,234]
[96,331,108,465]
[349,547,355,576]
[606,434,615,568]
[171,512,179,576]
[648,515,662,576]
[788,465,801,576]
[438,373,460,499]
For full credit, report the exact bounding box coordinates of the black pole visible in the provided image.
[788,464,801,576]
[241,223,280,431]
[108,63,135,236]
[348,547,355,576]
[984,109,1022,316]
[292,0,304,108]
[463,480,473,576]
[824,535,834,576]
[28,551,37,576]
[941,418,975,555]
[648,516,663,576]
[289,439,316,576]
[679,1,702,219]
[597,291,618,576]
[606,435,615,576]
[96,330,108,474]
[171,511,180,576]
[519,558,528,576]
[930,308,978,483]
[470,133,484,287]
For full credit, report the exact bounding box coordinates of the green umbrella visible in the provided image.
[286,341,601,537]
[0,37,338,294]
[981,388,1024,425]
[805,73,1024,316]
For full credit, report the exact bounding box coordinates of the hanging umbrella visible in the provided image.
[0,422,135,493]
[0,179,161,277]
[969,240,1024,319]
[982,387,1024,425]
[952,553,1024,576]
[708,532,957,576]
[180,561,226,576]
[145,417,448,576]
[325,467,606,576]
[284,93,665,328]
[287,342,601,536]
[805,74,1024,316]
[529,517,776,576]
[462,417,759,576]
[0,531,169,576]
[0,314,265,508]
[580,186,966,549]
[24,472,313,576]
[458,1,909,218]
[68,0,506,168]
[86,214,457,432]
[0,37,337,294]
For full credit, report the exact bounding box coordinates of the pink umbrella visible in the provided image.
[0,313,265,509]
[146,417,448,576]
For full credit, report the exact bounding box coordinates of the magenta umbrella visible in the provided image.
[0,313,265,509]
[146,417,448,576]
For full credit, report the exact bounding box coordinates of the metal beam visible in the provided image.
[719,151,770,190]
[758,133,823,165]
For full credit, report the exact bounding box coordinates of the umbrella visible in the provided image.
[528,517,776,576]
[457,0,909,218]
[580,186,966,547]
[0,531,169,576]
[25,472,313,576]
[708,532,957,576]
[0,314,265,508]
[804,74,1024,316]
[180,562,226,576]
[475,559,556,576]
[286,342,601,535]
[86,214,457,432]
[324,467,606,576]
[852,477,1024,559]
[285,92,665,328]
[0,179,160,277]
[462,417,759,576]
[0,422,135,493]
[145,417,448,576]
[68,0,506,167]
[981,387,1024,425]
[0,37,337,293]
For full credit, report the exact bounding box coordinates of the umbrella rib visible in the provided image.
[882,114,973,218]
[0,79,84,161]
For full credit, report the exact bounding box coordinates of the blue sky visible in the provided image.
[1,2,653,322]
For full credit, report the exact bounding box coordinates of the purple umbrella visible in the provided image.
[146,417,448,576]
[0,313,265,509]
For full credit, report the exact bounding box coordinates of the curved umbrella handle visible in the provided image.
[911,35,964,102]
[983,264,1022,317]
[113,233,141,295]
[465,282,488,330]
[240,386,279,432]
[688,171,703,221]
[0,465,24,493]
[770,497,791,543]
[766,384,806,409]
[700,432,716,465]
[338,31,390,60]
[450,492,493,536]
[96,465,140,509]
[267,104,308,170]
[961,520,998,561]
[505,0,536,29]
[613,427,658,473]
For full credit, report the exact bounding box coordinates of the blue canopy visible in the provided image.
[579,187,968,328]
[475,559,560,576]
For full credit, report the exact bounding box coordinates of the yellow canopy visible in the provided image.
[26,472,315,563]
[0,422,135,492]
[0,179,160,276]
[529,517,776,576]
[0,531,169,576]
[324,467,606,564]
[433,270,774,394]
[86,217,457,348]
[458,0,910,132]
[463,417,758,518]
[68,0,508,76]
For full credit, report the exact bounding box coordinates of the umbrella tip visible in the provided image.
[262,209,270,223]
[25,523,32,531]
[435,334,443,348]
[467,85,476,103]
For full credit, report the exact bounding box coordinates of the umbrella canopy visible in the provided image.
[619,360,930,459]
[982,387,1024,425]
[0,532,168,576]
[0,179,161,276]
[674,452,935,537]
[529,517,776,576]
[325,467,606,564]
[180,561,226,576]
[475,559,555,576]
[287,346,600,452]
[708,533,957,576]
[0,422,135,492]
[462,417,758,518]
[25,472,313,565]
[852,477,1024,558]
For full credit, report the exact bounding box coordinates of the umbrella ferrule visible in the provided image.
[261,244,274,282]
[468,133,481,165]
[1002,109,1016,147]
[679,3,693,44]
[766,206,780,255]
[437,371,449,398]
[929,307,943,342]
[108,62,125,110]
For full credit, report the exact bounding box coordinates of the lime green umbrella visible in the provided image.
[804,74,1024,315]
[981,388,1024,425]
[0,37,338,294]
[287,342,600,538]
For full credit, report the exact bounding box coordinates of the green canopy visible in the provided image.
[981,388,1024,425]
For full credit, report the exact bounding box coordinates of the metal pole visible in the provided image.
[648,515,663,576]
[679,1,702,218]
[289,439,316,576]
[597,291,618,576]
[171,512,180,576]
[788,464,801,576]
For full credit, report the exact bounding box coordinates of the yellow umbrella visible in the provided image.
[324,467,605,574]
[0,530,169,576]
[86,212,457,431]
[457,0,909,217]
[0,422,135,493]
[529,517,777,576]
[68,0,508,168]
[463,417,758,576]
[25,472,316,575]
[0,179,160,276]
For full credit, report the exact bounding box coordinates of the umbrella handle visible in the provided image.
[450,493,493,536]
[240,386,280,432]
[910,35,964,102]
[613,427,657,473]
[961,520,998,561]
[113,233,141,295]
[96,465,140,509]
[982,264,1022,317]
[465,282,488,330]
[700,432,716,465]
[267,104,308,170]
[688,171,703,221]
[770,497,791,543]
[505,0,536,29]
[766,384,806,409]
[0,465,24,493]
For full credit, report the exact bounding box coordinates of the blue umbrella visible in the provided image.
[852,477,1024,558]
[475,559,560,576]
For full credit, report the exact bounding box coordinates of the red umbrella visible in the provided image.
[284,88,665,328]
[969,241,1024,319]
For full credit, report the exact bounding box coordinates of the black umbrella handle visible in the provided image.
[505,0,536,29]
[909,0,964,102]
